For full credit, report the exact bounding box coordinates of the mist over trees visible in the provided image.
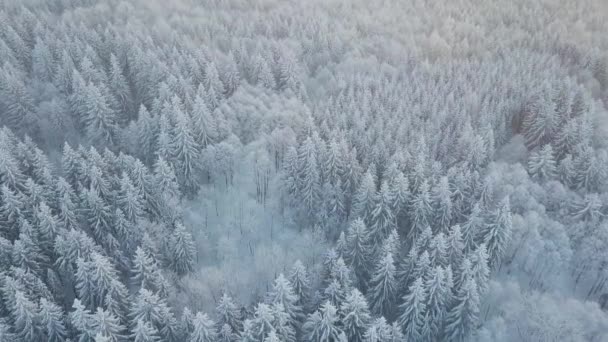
[0,0,607,341]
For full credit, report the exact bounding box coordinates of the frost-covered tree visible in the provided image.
[480,198,512,268]
[444,276,480,342]
[132,319,160,342]
[367,251,396,319]
[353,171,376,223]
[267,274,303,327]
[340,289,371,342]
[345,218,371,287]
[39,298,67,342]
[189,312,217,342]
[216,293,241,334]
[369,181,394,243]
[528,145,557,181]
[398,277,427,341]
[169,223,196,275]
[303,301,343,342]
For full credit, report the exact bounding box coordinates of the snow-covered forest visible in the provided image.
[0,0,607,341]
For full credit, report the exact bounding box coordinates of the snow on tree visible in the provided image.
[480,197,512,268]
[170,104,202,194]
[446,224,465,265]
[369,181,395,244]
[189,312,217,342]
[267,273,303,327]
[409,180,433,242]
[81,82,117,146]
[289,260,311,309]
[398,277,427,341]
[89,307,126,342]
[131,247,168,296]
[444,276,480,342]
[470,244,490,296]
[132,319,160,342]
[528,144,557,181]
[340,288,371,342]
[241,303,274,341]
[425,266,450,339]
[367,251,397,319]
[0,184,24,239]
[70,299,96,342]
[430,232,449,268]
[345,218,372,287]
[39,297,67,342]
[169,222,196,275]
[191,95,217,148]
[461,203,484,253]
[432,176,453,232]
[298,136,321,216]
[353,170,377,223]
[10,289,42,341]
[303,301,343,342]
[117,172,144,222]
[363,317,391,342]
[216,293,242,334]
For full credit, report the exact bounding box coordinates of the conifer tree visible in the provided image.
[397,277,427,342]
[367,251,396,319]
[169,223,196,275]
[341,289,371,342]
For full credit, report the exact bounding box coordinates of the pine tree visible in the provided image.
[0,147,25,190]
[409,180,433,242]
[432,176,453,232]
[189,312,217,342]
[117,172,144,222]
[363,317,391,342]
[108,54,131,117]
[216,293,241,334]
[461,203,484,253]
[39,297,67,342]
[90,307,126,342]
[425,266,450,339]
[340,289,371,342]
[171,104,202,194]
[390,172,410,230]
[70,299,96,342]
[242,303,274,341]
[267,274,303,327]
[169,223,196,275]
[430,232,449,268]
[0,184,24,239]
[367,251,396,319]
[369,181,395,244]
[131,247,168,296]
[480,198,512,268]
[470,244,490,296]
[298,137,321,216]
[82,82,117,146]
[191,95,217,148]
[11,290,42,341]
[353,171,376,223]
[446,225,465,265]
[289,260,311,309]
[345,218,371,288]
[398,277,427,342]
[303,301,343,342]
[444,276,480,342]
[132,319,160,342]
[528,144,557,181]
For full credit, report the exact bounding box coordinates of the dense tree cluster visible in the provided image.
[0,0,607,341]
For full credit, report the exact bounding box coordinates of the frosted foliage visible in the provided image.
[0,0,606,341]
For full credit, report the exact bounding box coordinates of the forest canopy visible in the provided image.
[0,0,607,341]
